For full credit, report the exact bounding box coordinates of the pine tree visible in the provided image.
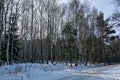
[103,25,115,43]
[84,34,97,64]
[1,13,21,64]
[62,22,78,66]
[96,12,107,65]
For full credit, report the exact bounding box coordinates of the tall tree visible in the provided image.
[0,0,4,60]
[1,12,21,64]
[96,12,107,65]
[62,22,78,66]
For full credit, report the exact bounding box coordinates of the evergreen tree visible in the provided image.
[62,22,78,66]
[103,25,116,43]
[96,12,116,64]
[1,13,21,64]
[85,34,96,64]
[96,12,107,65]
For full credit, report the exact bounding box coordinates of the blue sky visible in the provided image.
[88,0,114,18]
[59,0,120,35]
[59,0,115,19]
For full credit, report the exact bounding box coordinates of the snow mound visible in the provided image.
[0,63,88,80]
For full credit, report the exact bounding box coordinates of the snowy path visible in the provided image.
[56,64,120,80]
[56,75,110,80]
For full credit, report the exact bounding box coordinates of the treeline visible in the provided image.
[0,0,120,66]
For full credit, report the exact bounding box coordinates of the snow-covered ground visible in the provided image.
[0,63,120,80]
[81,64,120,80]
[0,63,88,80]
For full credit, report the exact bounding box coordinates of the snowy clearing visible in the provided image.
[0,63,120,80]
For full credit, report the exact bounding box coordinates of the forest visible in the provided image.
[0,0,120,67]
